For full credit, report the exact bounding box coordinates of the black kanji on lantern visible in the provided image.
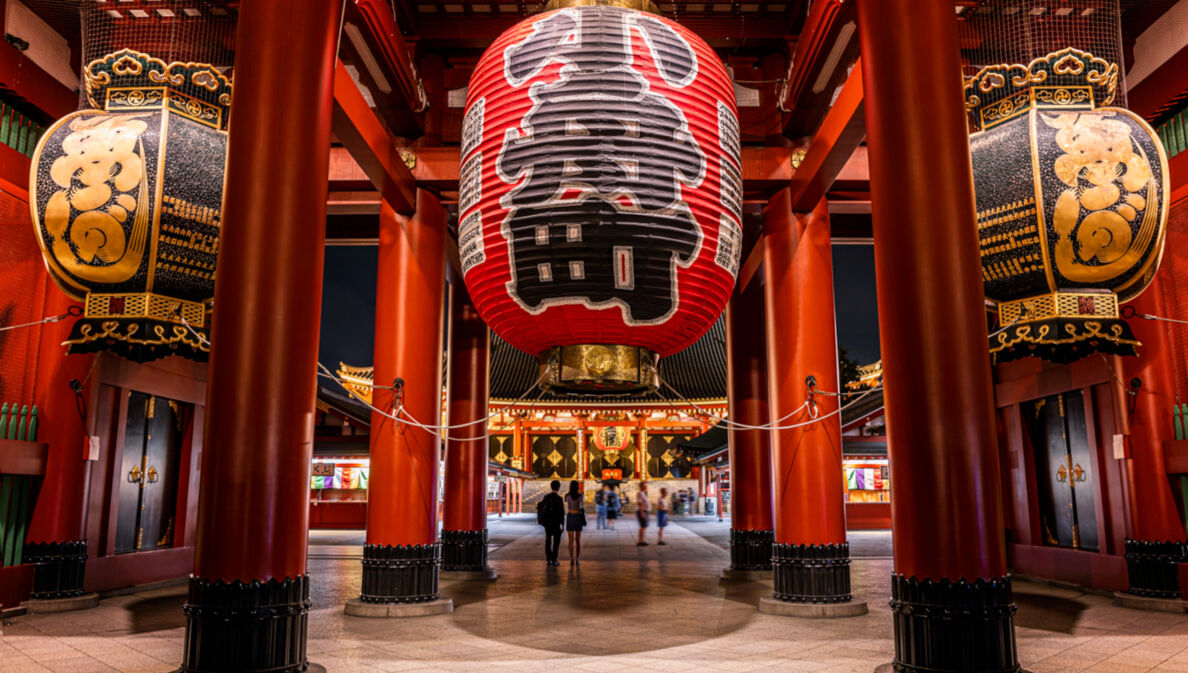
[496,7,706,324]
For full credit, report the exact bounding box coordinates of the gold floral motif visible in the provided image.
[964,48,1117,131]
[41,112,153,286]
[1044,111,1161,289]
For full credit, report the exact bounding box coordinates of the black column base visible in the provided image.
[729,529,773,571]
[771,542,852,603]
[24,540,88,599]
[180,575,310,673]
[1125,539,1188,599]
[360,543,440,603]
[890,574,1020,673]
[441,529,489,571]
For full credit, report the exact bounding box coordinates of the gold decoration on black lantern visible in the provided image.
[964,48,1168,365]
[30,50,231,363]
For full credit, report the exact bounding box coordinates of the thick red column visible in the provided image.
[761,193,852,603]
[359,190,447,603]
[441,283,494,575]
[181,0,342,670]
[724,251,774,573]
[857,0,1018,669]
[1119,278,1188,596]
[25,288,94,600]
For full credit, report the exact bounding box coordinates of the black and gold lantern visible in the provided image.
[966,48,1169,364]
[30,49,230,362]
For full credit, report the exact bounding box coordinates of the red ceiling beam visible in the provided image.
[787,61,865,212]
[332,145,804,193]
[738,62,866,292]
[779,0,860,138]
[332,60,417,215]
[1128,45,1188,123]
[407,15,792,49]
[340,0,427,138]
[0,40,74,122]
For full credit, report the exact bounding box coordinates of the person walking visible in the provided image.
[656,487,670,545]
[564,480,585,565]
[606,485,620,530]
[594,483,608,530]
[636,482,651,546]
[536,479,565,566]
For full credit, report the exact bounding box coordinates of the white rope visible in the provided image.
[0,310,78,332]
[179,315,210,345]
[1136,313,1188,326]
[658,377,882,431]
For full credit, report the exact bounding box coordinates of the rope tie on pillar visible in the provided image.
[0,305,81,332]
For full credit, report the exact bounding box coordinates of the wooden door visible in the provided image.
[115,392,149,553]
[1023,391,1098,552]
[1063,390,1098,551]
[114,391,189,553]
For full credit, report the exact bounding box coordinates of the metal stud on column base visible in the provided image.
[1113,540,1188,611]
[758,543,867,617]
[441,529,498,580]
[721,529,773,581]
[882,575,1020,673]
[179,576,310,673]
[345,543,454,617]
[21,540,98,612]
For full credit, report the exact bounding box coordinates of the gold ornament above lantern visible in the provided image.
[30,49,231,363]
[965,48,1169,364]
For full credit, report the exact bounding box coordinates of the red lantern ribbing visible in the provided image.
[351,191,450,611]
[1118,278,1188,597]
[723,264,774,575]
[24,289,95,604]
[180,0,342,670]
[441,283,496,578]
[460,1,741,394]
[857,0,1019,669]
[759,194,856,610]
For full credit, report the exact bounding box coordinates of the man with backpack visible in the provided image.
[536,479,565,566]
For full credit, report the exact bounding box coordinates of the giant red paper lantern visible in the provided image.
[460,0,741,394]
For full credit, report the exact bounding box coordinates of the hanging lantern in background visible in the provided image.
[459,0,741,394]
[966,48,1169,364]
[30,50,230,363]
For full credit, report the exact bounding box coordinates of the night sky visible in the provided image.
[317,243,882,376]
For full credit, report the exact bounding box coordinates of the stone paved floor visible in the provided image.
[5,515,1188,672]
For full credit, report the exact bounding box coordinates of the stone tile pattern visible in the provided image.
[4,515,1188,672]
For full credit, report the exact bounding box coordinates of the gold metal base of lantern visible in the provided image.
[998,289,1120,325]
[538,344,659,395]
[544,0,660,14]
[83,291,207,327]
[990,289,1139,365]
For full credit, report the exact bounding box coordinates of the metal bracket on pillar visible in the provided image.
[729,529,774,571]
[1124,539,1188,598]
[360,543,442,604]
[771,542,853,603]
[441,529,491,572]
[889,575,1020,673]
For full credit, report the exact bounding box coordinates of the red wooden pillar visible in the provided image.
[761,193,853,605]
[24,289,95,603]
[180,0,342,669]
[356,190,448,607]
[857,0,1018,669]
[1119,278,1188,596]
[724,268,774,573]
[441,284,495,575]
